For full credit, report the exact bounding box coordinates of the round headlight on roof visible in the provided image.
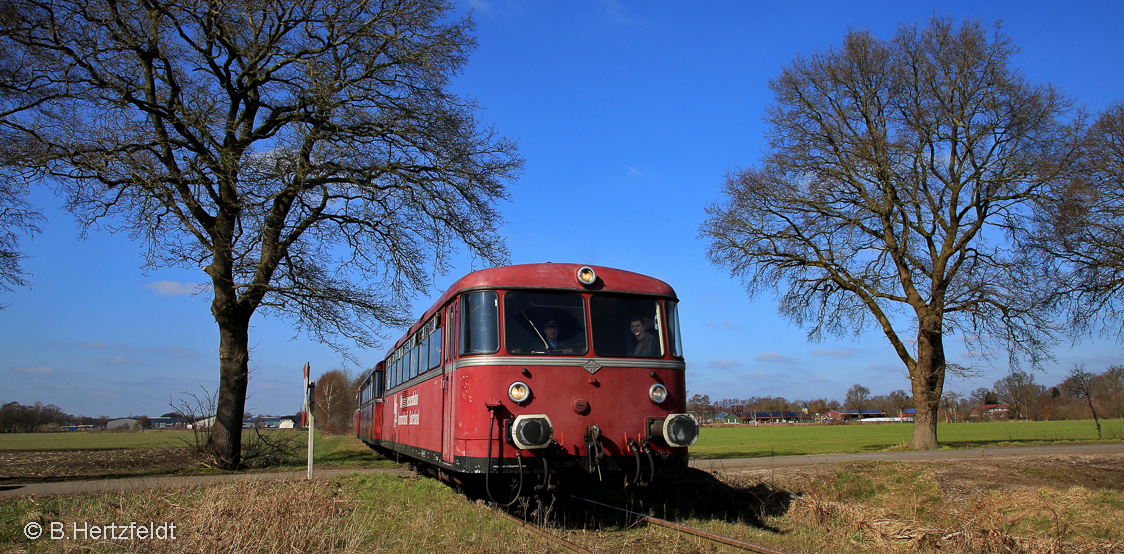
[577,266,597,286]
[649,383,668,404]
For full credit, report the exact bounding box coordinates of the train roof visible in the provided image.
[390,263,678,353]
[444,263,676,298]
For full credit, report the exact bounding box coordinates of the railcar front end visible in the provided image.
[355,264,697,493]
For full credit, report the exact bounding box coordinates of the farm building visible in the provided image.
[969,404,1010,421]
[106,418,137,430]
[827,409,888,422]
[191,416,302,429]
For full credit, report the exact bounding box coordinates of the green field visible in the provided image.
[691,419,1124,459]
[0,429,193,450]
[0,429,391,470]
[2,419,1120,461]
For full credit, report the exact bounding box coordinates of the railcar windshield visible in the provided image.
[590,294,664,358]
[504,291,588,355]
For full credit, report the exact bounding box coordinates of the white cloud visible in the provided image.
[708,360,744,369]
[737,372,772,380]
[704,321,743,330]
[13,366,54,374]
[812,348,855,357]
[756,352,797,364]
[145,280,205,296]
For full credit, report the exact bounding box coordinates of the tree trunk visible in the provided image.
[909,318,946,450]
[204,311,251,469]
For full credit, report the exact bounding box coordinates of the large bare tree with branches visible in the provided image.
[1031,102,1124,335]
[1,0,522,468]
[701,17,1080,449]
[0,5,49,303]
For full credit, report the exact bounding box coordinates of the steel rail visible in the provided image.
[488,505,593,554]
[569,495,793,554]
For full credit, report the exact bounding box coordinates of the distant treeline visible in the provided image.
[688,364,1124,424]
[0,401,109,432]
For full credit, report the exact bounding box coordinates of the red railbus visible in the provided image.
[355,263,697,493]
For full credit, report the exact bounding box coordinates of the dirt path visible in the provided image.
[0,466,414,498]
[688,442,1124,471]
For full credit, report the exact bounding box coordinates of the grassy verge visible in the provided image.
[708,461,1124,553]
[3,463,1121,553]
[0,474,566,553]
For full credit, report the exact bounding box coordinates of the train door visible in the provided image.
[441,299,458,463]
[371,366,384,443]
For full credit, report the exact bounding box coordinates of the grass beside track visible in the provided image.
[3,419,1122,460]
[3,462,1121,553]
[2,422,1122,553]
[690,419,1124,459]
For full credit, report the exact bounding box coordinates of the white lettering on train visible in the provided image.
[395,391,421,426]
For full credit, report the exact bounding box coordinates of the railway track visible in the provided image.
[487,494,793,554]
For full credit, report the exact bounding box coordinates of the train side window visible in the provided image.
[393,350,402,388]
[409,341,418,379]
[461,291,499,355]
[666,300,684,358]
[428,317,441,370]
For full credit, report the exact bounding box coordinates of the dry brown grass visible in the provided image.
[2,473,574,554]
[745,461,1124,554]
[7,480,371,553]
[3,455,1122,554]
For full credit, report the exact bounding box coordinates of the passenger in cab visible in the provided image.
[543,320,576,352]
[630,317,658,356]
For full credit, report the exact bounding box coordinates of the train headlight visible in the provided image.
[510,414,553,449]
[508,381,531,404]
[648,384,668,404]
[576,266,597,286]
[649,413,699,448]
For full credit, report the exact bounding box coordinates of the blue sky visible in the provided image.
[3,0,1123,418]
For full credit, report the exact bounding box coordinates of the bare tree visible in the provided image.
[993,370,1042,420]
[0,179,40,301]
[970,387,998,407]
[701,17,1079,449]
[1103,365,1124,419]
[1,0,522,469]
[940,390,961,422]
[1031,103,1124,335]
[1063,364,1102,439]
[845,384,871,415]
[687,393,714,422]
[313,368,355,434]
[885,389,911,417]
[0,6,47,303]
